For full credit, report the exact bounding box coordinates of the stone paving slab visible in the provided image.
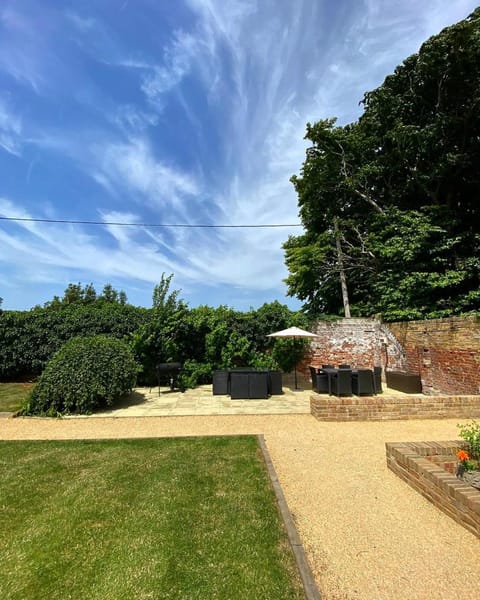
[90,383,313,417]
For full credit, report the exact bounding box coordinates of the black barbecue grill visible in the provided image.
[155,362,183,392]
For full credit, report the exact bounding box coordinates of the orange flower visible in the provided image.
[456,450,470,462]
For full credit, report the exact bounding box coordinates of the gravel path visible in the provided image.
[2,414,480,599]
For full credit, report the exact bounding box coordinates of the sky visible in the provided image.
[0,0,478,312]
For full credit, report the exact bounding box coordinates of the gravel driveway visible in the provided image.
[2,414,480,599]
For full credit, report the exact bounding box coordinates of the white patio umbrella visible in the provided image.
[267,326,318,390]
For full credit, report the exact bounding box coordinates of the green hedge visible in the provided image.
[22,336,138,416]
[0,304,150,380]
[2,299,309,387]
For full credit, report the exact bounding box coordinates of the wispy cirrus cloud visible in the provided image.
[0,199,198,288]
[0,0,478,310]
[141,31,200,104]
[108,105,159,134]
[64,10,97,33]
[92,137,201,213]
[0,98,22,156]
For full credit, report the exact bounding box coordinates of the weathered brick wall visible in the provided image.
[304,318,387,371]
[303,315,479,395]
[386,441,480,539]
[388,315,480,395]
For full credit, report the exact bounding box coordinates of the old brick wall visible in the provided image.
[303,315,479,395]
[306,318,382,370]
[388,315,480,395]
[304,317,407,375]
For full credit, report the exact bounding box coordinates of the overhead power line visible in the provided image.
[0,215,303,228]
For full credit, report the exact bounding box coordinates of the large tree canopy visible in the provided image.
[285,8,480,321]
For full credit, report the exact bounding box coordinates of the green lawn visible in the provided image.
[0,382,33,412]
[0,436,305,600]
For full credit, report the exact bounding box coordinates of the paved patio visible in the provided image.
[93,379,313,417]
[90,373,413,418]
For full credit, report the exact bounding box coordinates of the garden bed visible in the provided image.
[386,440,480,539]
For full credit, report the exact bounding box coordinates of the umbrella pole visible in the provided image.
[294,336,298,389]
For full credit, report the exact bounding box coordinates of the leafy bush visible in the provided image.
[178,359,215,389]
[272,338,309,373]
[22,336,138,416]
[250,352,279,371]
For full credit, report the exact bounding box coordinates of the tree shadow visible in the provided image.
[108,390,149,410]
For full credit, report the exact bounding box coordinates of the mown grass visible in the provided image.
[0,382,33,412]
[0,436,305,600]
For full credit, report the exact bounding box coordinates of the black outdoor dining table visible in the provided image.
[317,367,375,396]
[212,369,283,399]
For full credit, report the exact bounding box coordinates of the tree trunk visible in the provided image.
[334,220,351,318]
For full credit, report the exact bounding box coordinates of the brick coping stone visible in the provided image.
[386,440,480,539]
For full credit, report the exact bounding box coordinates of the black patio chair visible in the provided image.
[248,372,269,399]
[316,372,329,393]
[268,371,283,395]
[212,370,229,395]
[373,366,383,394]
[230,371,250,399]
[352,369,375,396]
[309,366,329,393]
[309,366,318,389]
[339,364,351,369]
[230,370,269,399]
[330,369,352,396]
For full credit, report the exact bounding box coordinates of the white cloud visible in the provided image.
[0,99,22,156]
[109,105,159,133]
[0,199,199,288]
[93,137,201,211]
[64,11,97,33]
[141,30,200,104]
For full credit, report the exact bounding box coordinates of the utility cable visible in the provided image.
[0,216,303,228]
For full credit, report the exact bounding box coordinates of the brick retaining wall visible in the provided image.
[311,393,480,421]
[386,440,480,539]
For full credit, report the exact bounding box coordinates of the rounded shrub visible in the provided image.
[23,335,138,416]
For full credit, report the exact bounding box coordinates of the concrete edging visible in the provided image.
[257,434,321,600]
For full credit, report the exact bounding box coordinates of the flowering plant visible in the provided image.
[458,420,480,461]
[455,449,477,477]
[456,420,480,477]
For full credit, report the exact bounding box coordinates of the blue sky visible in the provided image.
[0,1,478,311]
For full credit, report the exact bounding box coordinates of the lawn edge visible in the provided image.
[257,433,322,600]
